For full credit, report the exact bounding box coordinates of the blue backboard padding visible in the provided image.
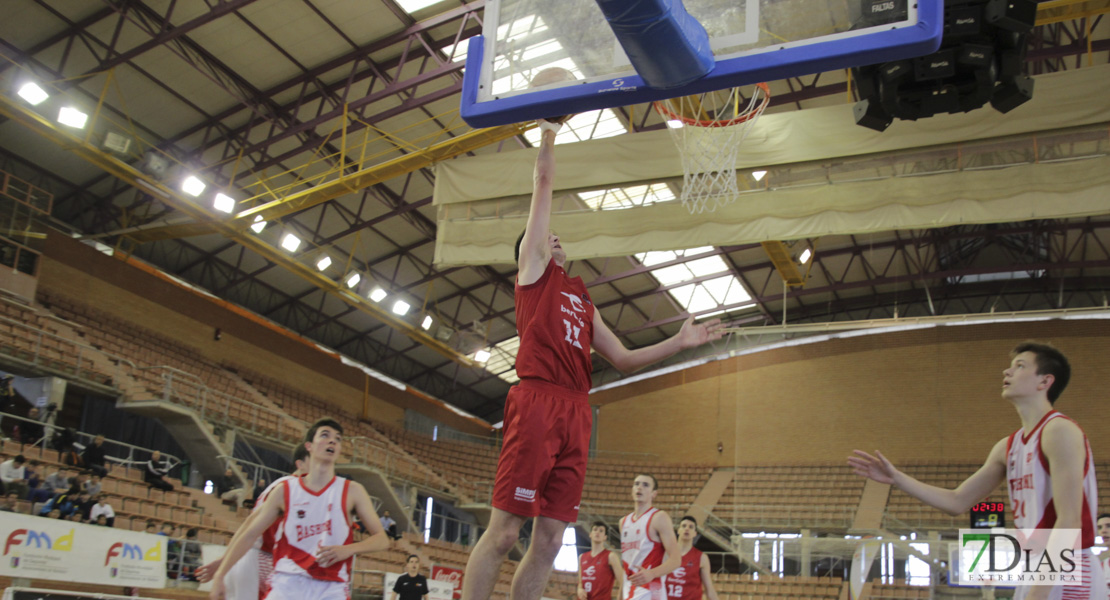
[595,0,715,89]
[460,0,943,128]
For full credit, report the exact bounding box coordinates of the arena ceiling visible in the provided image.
[1,0,1108,422]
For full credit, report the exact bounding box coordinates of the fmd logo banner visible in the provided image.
[0,512,166,588]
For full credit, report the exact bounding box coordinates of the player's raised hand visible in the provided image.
[677,316,724,349]
[848,450,898,484]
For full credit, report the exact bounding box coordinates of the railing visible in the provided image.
[0,410,183,470]
[882,505,965,531]
[0,314,136,387]
[459,479,494,505]
[346,436,447,493]
[589,449,660,462]
[216,454,291,484]
[412,505,480,547]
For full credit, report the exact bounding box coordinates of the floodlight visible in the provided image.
[281,233,301,252]
[250,215,266,233]
[345,271,361,288]
[421,315,433,330]
[368,287,387,302]
[316,256,332,271]
[474,349,491,363]
[17,82,49,106]
[799,248,812,264]
[213,193,235,213]
[181,176,206,197]
[666,119,684,129]
[392,300,411,316]
[751,170,767,181]
[57,106,88,129]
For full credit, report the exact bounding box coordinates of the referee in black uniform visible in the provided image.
[392,555,430,600]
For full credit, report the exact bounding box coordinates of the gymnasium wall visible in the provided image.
[593,320,1110,466]
[36,232,491,435]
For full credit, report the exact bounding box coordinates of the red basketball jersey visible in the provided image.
[580,549,617,600]
[665,548,703,600]
[1006,411,1098,549]
[271,476,354,582]
[514,259,594,392]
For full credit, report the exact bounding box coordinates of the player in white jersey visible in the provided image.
[209,418,389,600]
[1098,514,1110,592]
[620,475,680,600]
[197,444,309,600]
[850,342,1106,600]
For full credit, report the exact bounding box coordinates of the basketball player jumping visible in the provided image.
[849,342,1106,600]
[209,418,388,600]
[461,120,723,600]
[197,443,309,600]
[666,516,719,600]
[578,521,623,600]
[621,475,681,600]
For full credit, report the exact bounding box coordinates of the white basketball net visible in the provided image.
[655,84,770,214]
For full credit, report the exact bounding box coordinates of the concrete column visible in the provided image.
[801,529,813,576]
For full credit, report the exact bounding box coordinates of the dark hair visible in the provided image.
[13,455,24,464]
[186,528,198,538]
[146,520,156,528]
[514,230,526,263]
[406,554,420,562]
[304,418,344,443]
[680,515,698,528]
[1098,513,1110,521]
[1012,342,1071,404]
[291,443,310,464]
[591,521,608,531]
[636,474,659,491]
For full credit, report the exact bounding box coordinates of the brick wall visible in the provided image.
[594,321,1110,466]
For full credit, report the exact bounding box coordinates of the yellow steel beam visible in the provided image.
[125,122,534,243]
[760,241,806,287]
[1036,0,1110,24]
[0,93,478,368]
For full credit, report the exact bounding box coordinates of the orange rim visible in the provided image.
[653,83,771,128]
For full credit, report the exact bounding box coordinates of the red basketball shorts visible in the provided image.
[491,379,591,523]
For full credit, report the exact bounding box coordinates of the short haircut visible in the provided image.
[305,417,344,442]
[1098,513,1110,521]
[187,528,198,538]
[146,520,156,528]
[636,474,659,491]
[407,554,420,562]
[291,443,310,464]
[680,515,698,528]
[591,521,608,531]
[1012,342,1071,404]
[13,455,24,464]
[514,230,526,263]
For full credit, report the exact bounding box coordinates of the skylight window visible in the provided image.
[484,336,521,383]
[395,0,448,14]
[523,108,628,146]
[578,184,677,211]
[634,248,755,316]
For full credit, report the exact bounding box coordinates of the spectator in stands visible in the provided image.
[250,478,266,504]
[23,460,40,500]
[46,507,62,519]
[180,528,202,584]
[53,426,77,454]
[391,554,430,600]
[145,520,157,534]
[84,473,102,497]
[90,494,115,527]
[0,375,15,435]
[30,465,64,503]
[0,454,27,499]
[144,450,174,491]
[81,434,110,476]
[381,509,400,540]
[95,515,108,526]
[0,492,18,512]
[20,407,45,446]
[215,467,245,506]
[74,490,96,522]
[60,442,84,470]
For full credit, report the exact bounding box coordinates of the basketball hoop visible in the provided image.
[654,83,771,214]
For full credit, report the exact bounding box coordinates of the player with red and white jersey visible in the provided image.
[578,521,623,600]
[666,516,718,600]
[620,475,680,600]
[461,119,723,600]
[1098,514,1110,592]
[209,418,388,600]
[850,342,1107,600]
[197,445,310,600]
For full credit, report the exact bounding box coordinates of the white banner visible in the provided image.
[384,571,454,600]
[0,512,166,588]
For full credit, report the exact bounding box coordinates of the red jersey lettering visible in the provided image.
[515,259,594,392]
[666,548,703,600]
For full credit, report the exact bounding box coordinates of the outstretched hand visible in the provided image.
[195,557,222,583]
[847,450,898,485]
[677,316,724,349]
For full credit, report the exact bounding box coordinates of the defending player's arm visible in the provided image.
[195,509,264,582]
[848,440,1007,516]
[629,511,681,586]
[317,481,388,567]
[608,550,624,596]
[592,312,723,375]
[210,484,285,600]
[699,552,719,600]
[517,122,559,286]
